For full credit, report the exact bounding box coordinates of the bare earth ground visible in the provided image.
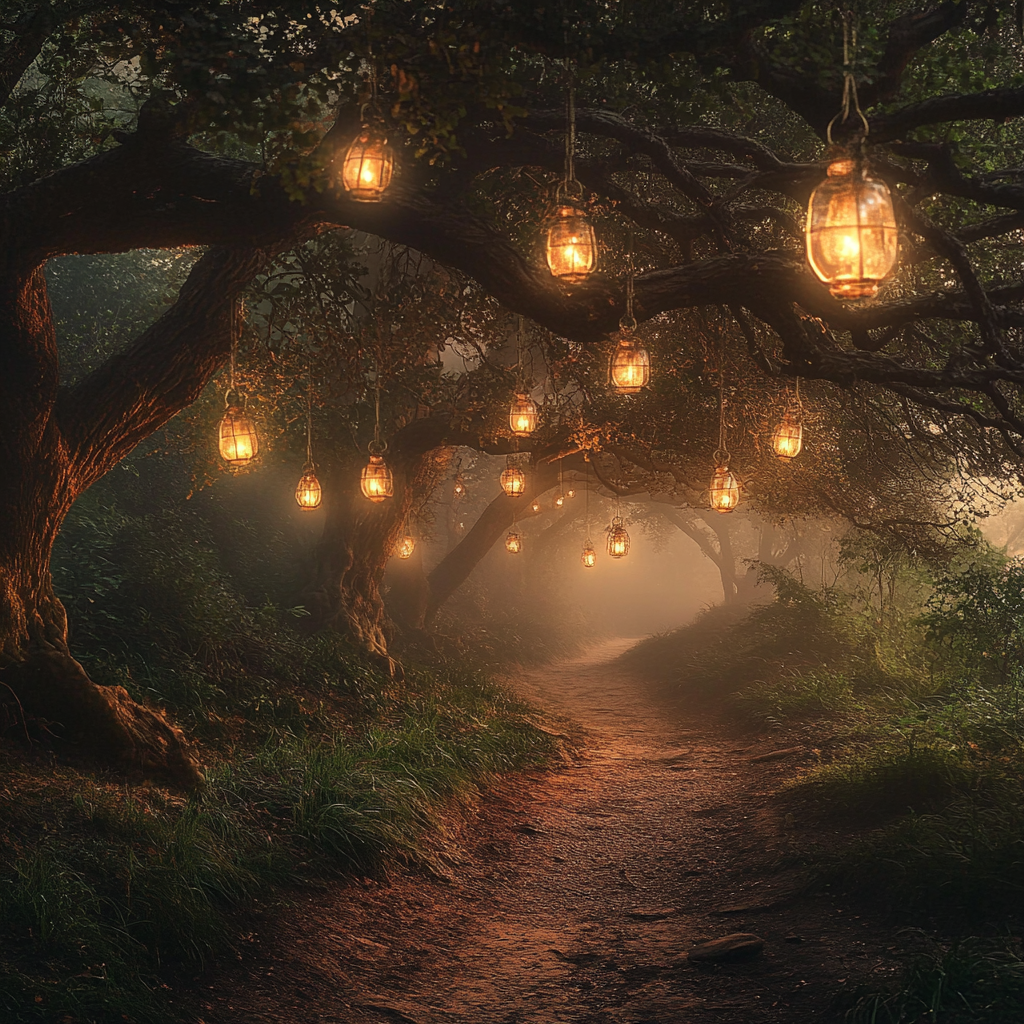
[185,640,902,1024]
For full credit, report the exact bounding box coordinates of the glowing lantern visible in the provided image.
[806,156,897,300]
[554,494,565,508]
[607,516,629,558]
[609,324,651,395]
[500,457,526,497]
[581,540,596,568]
[453,474,466,499]
[395,535,416,559]
[218,390,259,466]
[531,500,542,513]
[340,128,395,202]
[295,463,322,509]
[566,487,576,499]
[360,451,394,502]
[545,204,597,283]
[710,461,740,513]
[772,409,804,461]
[505,529,522,554]
[509,393,538,436]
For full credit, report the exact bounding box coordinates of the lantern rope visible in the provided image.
[827,10,869,144]
[228,297,239,392]
[623,227,636,330]
[716,327,729,464]
[305,364,314,465]
[561,60,580,198]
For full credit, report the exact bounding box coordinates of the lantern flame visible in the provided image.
[772,411,804,461]
[509,394,538,436]
[395,535,416,559]
[295,464,322,509]
[340,128,395,202]
[360,453,394,502]
[581,540,596,568]
[607,515,630,558]
[545,204,597,283]
[219,392,259,466]
[709,464,740,513]
[505,530,522,554]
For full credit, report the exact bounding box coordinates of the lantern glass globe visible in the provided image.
[607,516,630,558]
[505,530,522,554]
[396,535,416,559]
[609,330,651,394]
[545,204,597,283]
[361,454,394,502]
[581,541,597,568]
[340,129,395,201]
[219,395,259,466]
[771,412,804,461]
[509,394,538,436]
[709,465,740,513]
[806,157,897,299]
[500,464,526,497]
[295,464,322,509]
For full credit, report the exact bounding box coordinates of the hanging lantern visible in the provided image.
[505,529,522,554]
[360,447,394,503]
[772,409,804,461]
[395,535,416,559]
[566,487,576,499]
[581,539,596,568]
[709,457,740,513]
[545,203,597,284]
[339,127,395,202]
[806,155,897,300]
[500,456,526,497]
[607,515,630,558]
[295,463,323,509]
[609,323,651,395]
[554,493,565,508]
[531,500,542,513]
[453,474,466,499]
[509,393,538,436]
[218,389,259,466]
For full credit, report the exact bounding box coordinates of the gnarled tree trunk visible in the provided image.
[0,248,275,789]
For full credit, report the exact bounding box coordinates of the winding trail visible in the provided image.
[193,640,898,1024]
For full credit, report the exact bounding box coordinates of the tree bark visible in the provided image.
[0,247,275,788]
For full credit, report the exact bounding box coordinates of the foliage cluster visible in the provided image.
[0,454,560,1024]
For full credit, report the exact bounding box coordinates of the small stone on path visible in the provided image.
[687,932,765,963]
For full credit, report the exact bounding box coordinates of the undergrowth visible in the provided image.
[0,465,563,1023]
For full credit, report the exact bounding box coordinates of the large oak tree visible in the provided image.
[5,0,1024,781]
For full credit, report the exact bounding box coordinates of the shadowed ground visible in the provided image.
[188,640,899,1023]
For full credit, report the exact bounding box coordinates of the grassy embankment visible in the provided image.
[622,555,1024,1023]
[0,475,565,1024]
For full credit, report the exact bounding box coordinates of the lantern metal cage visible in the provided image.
[395,535,416,559]
[339,128,395,202]
[581,540,597,568]
[709,454,740,513]
[295,463,323,509]
[545,203,597,284]
[500,456,526,497]
[218,389,259,466]
[509,393,538,436]
[607,515,630,558]
[771,409,804,461]
[505,529,522,554]
[360,447,394,503]
[609,324,651,395]
[806,154,897,300]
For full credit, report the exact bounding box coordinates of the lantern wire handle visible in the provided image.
[622,227,636,331]
[305,363,314,465]
[559,59,582,200]
[826,10,869,144]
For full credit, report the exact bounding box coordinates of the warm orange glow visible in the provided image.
[545,204,597,283]
[453,475,466,499]
[505,530,522,554]
[772,411,804,461]
[607,515,630,558]
[295,464,322,509]
[360,454,394,502]
[554,494,565,508]
[531,500,542,513]
[710,464,740,513]
[340,129,395,201]
[609,331,651,394]
[500,462,526,497]
[581,540,596,568]
[566,488,576,499]
[219,397,259,466]
[806,157,897,299]
[395,535,416,559]
[509,394,538,436]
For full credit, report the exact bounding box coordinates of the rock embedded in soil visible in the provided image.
[687,932,765,963]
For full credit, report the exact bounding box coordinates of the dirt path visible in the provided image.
[191,641,899,1024]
